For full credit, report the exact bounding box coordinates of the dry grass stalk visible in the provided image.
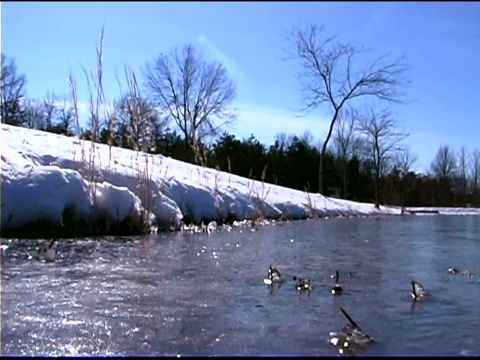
[247,164,271,222]
[67,26,110,210]
[122,65,156,225]
[227,156,232,186]
[304,182,319,219]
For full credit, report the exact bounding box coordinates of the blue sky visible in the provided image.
[2,2,479,173]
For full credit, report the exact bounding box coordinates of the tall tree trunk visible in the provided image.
[184,136,190,162]
[318,108,340,195]
[318,153,324,195]
[374,170,380,209]
[474,178,478,206]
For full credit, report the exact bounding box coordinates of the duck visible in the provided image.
[38,239,57,263]
[462,270,474,277]
[411,279,427,300]
[293,276,313,292]
[263,265,283,285]
[331,270,343,295]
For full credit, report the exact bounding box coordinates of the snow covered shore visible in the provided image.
[2,124,471,238]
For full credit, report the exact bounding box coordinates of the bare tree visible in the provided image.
[272,132,289,153]
[22,99,44,129]
[299,129,315,146]
[1,53,27,125]
[395,147,417,179]
[394,147,417,212]
[21,94,68,133]
[357,109,408,209]
[143,44,237,164]
[55,97,75,135]
[42,92,58,131]
[331,107,363,198]
[457,146,469,206]
[431,145,457,179]
[115,66,163,152]
[285,24,409,194]
[430,145,457,206]
[471,149,480,204]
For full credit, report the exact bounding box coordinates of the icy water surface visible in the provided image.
[1,215,479,356]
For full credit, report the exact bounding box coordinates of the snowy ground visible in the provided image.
[1,124,478,237]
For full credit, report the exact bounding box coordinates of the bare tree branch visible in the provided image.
[471,149,480,200]
[394,147,417,212]
[431,145,457,179]
[1,53,27,125]
[55,96,75,135]
[395,147,417,178]
[356,108,408,208]
[22,99,45,129]
[284,24,410,194]
[430,145,457,206]
[42,92,57,131]
[457,146,469,206]
[115,66,163,152]
[330,107,363,198]
[143,44,236,164]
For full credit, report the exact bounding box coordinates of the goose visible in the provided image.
[411,279,427,300]
[293,276,313,292]
[329,307,373,355]
[38,239,57,263]
[331,270,343,295]
[448,267,460,274]
[263,265,283,285]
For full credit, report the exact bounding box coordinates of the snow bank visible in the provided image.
[1,164,155,237]
[2,165,93,231]
[0,123,412,238]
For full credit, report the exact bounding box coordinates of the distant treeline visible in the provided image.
[4,110,480,209]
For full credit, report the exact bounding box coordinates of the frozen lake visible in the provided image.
[2,215,479,356]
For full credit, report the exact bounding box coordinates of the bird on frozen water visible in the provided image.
[448,267,460,274]
[293,276,313,292]
[263,265,284,285]
[328,307,373,355]
[37,239,57,263]
[331,270,343,295]
[411,279,427,300]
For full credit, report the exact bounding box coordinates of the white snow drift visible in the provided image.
[1,124,478,236]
